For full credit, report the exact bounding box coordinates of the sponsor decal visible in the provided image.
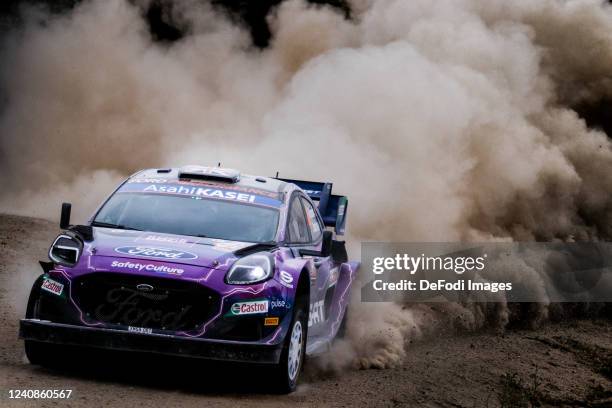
[209,239,251,252]
[264,317,279,326]
[127,178,168,184]
[270,300,288,309]
[41,278,64,296]
[128,326,153,334]
[308,300,325,327]
[127,177,280,199]
[303,189,321,197]
[279,270,294,289]
[114,246,197,260]
[230,299,269,315]
[144,184,256,203]
[141,234,189,245]
[110,260,184,275]
[120,182,282,208]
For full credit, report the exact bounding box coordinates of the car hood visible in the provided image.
[87,228,254,269]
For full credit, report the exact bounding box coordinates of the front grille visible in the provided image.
[72,272,219,332]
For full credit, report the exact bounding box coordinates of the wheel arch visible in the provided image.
[294,267,310,310]
[25,274,45,318]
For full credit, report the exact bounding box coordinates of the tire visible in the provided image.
[25,275,44,319]
[270,305,307,393]
[24,340,57,367]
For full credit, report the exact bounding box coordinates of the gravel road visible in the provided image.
[0,214,610,407]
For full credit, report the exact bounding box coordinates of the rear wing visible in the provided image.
[275,178,348,235]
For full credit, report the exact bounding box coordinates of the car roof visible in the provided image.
[132,167,290,195]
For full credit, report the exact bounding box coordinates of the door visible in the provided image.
[286,193,336,336]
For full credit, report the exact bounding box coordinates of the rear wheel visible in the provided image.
[270,306,307,393]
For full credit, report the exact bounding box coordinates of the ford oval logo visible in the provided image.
[114,246,198,260]
[136,283,154,292]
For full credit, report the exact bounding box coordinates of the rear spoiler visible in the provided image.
[275,178,348,235]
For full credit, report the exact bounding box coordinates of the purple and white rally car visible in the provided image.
[20,166,358,392]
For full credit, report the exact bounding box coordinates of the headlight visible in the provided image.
[226,253,274,285]
[49,233,83,267]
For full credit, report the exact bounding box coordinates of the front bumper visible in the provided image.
[20,319,282,364]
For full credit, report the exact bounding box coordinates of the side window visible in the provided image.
[301,197,323,242]
[287,196,310,244]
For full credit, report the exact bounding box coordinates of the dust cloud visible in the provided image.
[2,0,612,369]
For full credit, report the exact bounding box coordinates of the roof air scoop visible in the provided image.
[178,165,240,183]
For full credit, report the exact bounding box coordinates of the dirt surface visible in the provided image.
[0,214,611,407]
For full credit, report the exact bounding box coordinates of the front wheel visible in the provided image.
[24,340,60,367]
[270,307,307,393]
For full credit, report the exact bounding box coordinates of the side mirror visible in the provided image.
[320,230,332,257]
[299,231,334,258]
[60,203,72,230]
[331,239,348,263]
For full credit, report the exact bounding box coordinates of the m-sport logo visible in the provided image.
[114,246,198,260]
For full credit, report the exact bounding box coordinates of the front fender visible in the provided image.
[273,249,315,303]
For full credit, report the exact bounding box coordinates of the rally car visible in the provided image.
[19,165,358,392]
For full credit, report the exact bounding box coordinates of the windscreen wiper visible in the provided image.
[91,221,142,231]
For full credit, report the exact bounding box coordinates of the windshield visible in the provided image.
[93,193,279,243]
